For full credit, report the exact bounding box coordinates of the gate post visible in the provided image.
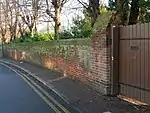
[111,26,120,96]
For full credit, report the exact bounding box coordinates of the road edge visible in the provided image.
[0,60,83,113]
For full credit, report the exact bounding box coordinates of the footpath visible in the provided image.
[1,58,149,113]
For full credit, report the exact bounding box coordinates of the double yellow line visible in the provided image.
[0,62,70,113]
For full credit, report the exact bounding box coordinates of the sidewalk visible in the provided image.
[1,58,149,113]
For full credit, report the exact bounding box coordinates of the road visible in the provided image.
[0,64,56,113]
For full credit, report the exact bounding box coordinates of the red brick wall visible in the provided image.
[4,36,111,95]
[90,32,111,95]
[4,45,90,83]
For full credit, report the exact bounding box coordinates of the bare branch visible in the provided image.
[76,0,88,9]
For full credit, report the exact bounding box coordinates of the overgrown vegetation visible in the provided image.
[107,0,150,25]
[1,0,150,43]
[12,32,54,43]
[6,38,91,53]
[13,14,93,42]
[59,15,92,39]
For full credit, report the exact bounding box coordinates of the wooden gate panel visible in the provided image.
[144,41,149,104]
[130,40,140,87]
[140,40,145,102]
[147,40,150,90]
[145,91,150,104]
[119,40,142,101]
[119,40,128,95]
[117,23,150,105]
[119,40,128,84]
[130,40,141,102]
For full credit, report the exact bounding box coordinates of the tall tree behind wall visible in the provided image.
[107,0,150,25]
[4,0,20,42]
[128,0,140,25]
[77,0,100,27]
[19,0,40,36]
[0,1,7,43]
[45,0,69,39]
[106,0,140,37]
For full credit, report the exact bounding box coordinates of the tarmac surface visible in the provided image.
[0,64,55,113]
[1,58,150,113]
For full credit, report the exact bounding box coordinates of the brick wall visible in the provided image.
[4,40,92,83]
[4,37,111,95]
[90,32,111,95]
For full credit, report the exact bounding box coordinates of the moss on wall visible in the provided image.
[4,38,91,69]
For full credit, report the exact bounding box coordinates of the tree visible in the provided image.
[59,14,92,39]
[45,0,69,39]
[129,0,140,25]
[0,0,41,42]
[17,16,27,38]
[19,0,40,36]
[77,0,100,27]
[107,0,116,11]
[71,15,92,38]
[0,0,20,42]
[139,0,150,23]
[8,0,20,41]
[105,0,150,38]
[0,1,7,43]
[107,0,150,26]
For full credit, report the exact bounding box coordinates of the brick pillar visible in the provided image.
[90,31,111,95]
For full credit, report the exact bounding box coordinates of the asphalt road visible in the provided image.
[0,64,55,113]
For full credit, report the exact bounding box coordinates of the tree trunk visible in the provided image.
[31,27,34,37]
[18,23,24,37]
[54,7,61,40]
[33,0,39,34]
[10,31,14,42]
[88,0,100,27]
[29,24,34,37]
[129,0,139,25]
[121,0,129,25]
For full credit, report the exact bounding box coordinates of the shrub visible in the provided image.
[58,30,73,39]
[12,32,54,43]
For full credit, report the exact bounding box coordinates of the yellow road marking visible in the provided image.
[0,63,61,113]
[0,60,70,105]
[28,77,70,113]
[20,71,70,113]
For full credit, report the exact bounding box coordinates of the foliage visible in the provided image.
[12,32,54,43]
[37,33,55,41]
[5,38,91,69]
[45,0,69,39]
[6,38,91,53]
[59,15,92,39]
[93,11,112,33]
[107,0,116,11]
[139,0,150,23]
[59,7,111,39]
[107,0,150,25]
[58,30,73,39]
[71,16,92,38]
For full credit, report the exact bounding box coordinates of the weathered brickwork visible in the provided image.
[4,36,111,95]
[4,43,91,83]
[90,32,111,95]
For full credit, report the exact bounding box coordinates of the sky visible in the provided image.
[62,0,109,29]
[38,0,109,32]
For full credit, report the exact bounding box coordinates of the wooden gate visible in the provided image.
[112,23,150,105]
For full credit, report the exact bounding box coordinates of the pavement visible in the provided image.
[1,58,150,113]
